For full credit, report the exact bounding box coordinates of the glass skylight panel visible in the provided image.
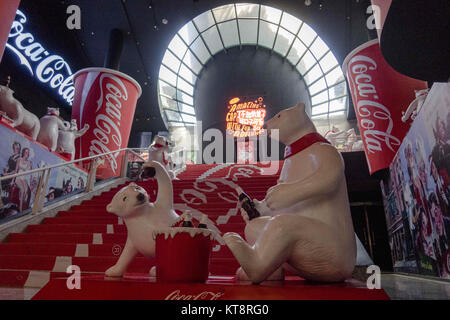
[179,102,196,115]
[177,77,194,96]
[191,37,211,64]
[309,37,329,59]
[258,21,277,48]
[182,113,197,123]
[162,50,181,73]
[260,5,282,24]
[177,91,194,105]
[286,38,306,64]
[168,35,188,60]
[325,67,345,86]
[182,50,202,74]
[169,121,186,127]
[298,23,317,46]
[159,82,176,98]
[193,11,215,32]
[178,21,199,45]
[280,12,302,34]
[159,65,177,87]
[328,81,347,100]
[213,4,236,22]
[303,64,322,85]
[218,20,240,48]
[202,26,224,55]
[308,77,327,96]
[296,51,316,75]
[160,96,178,110]
[311,90,328,106]
[236,3,259,18]
[178,64,196,84]
[311,102,329,115]
[329,100,346,112]
[319,51,339,74]
[238,19,258,44]
[273,27,295,56]
[165,110,183,122]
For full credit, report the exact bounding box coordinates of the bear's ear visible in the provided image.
[295,102,306,112]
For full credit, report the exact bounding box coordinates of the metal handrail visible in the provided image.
[0,147,145,182]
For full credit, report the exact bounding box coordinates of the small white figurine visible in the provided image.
[105,161,179,277]
[56,119,90,160]
[148,135,176,179]
[401,88,429,122]
[224,102,357,284]
[37,107,70,151]
[0,77,40,140]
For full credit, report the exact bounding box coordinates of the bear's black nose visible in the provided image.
[136,193,146,203]
[140,166,156,179]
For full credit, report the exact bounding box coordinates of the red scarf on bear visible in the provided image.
[284,132,330,159]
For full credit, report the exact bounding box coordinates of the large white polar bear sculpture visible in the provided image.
[223,102,357,284]
[37,107,70,151]
[105,161,179,277]
[0,82,40,140]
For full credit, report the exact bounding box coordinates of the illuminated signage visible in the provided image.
[226,97,266,138]
[6,10,75,105]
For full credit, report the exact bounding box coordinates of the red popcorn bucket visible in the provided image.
[342,39,427,174]
[0,0,20,62]
[154,228,212,282]
[71,68,142,179]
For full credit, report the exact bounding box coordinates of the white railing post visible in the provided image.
[120,150,129,178]
[32,168,49,215]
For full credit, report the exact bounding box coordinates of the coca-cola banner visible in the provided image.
[71,68,142,179]
[343,39,427,174]
[0,0,20,62]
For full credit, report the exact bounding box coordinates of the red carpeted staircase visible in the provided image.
[0,161,390,299]
[0,162,281,288]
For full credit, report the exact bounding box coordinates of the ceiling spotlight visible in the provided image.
[305,0,312,6]
[162,18,168,25]
[153,25,159,30]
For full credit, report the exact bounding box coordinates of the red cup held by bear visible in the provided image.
[71,68,142,179]
[154,228,213,282]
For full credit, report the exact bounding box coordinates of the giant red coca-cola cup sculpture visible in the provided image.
[0,0,20,62]
[343,39,427,174]
[71,68,142,179]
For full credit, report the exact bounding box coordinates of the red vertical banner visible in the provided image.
[71,68,141,179]
[0,0,20,62]
[343,39,427,174]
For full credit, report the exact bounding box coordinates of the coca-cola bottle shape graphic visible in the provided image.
[181,211,194,228]
[197,214,208,229]
[235,186,261,220]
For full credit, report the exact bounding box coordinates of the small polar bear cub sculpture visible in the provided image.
[56,119,90,160]
[148,135,176,179]
[37,107,70,151]
[105,161,179,277]
[224,102,357,284]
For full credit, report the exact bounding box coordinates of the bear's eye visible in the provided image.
[277,114,281,118]
[123,196,127,202]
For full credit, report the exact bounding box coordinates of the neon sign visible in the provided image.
[6,10,75,105]
[226,97,266,138]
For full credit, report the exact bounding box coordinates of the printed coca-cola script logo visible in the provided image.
[165,289,224,300]
[347,55,401,154]
[89,74,128,173]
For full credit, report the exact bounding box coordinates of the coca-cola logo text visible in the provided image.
[7,10,75,105]
[165,289,224,300]
[89,74,128,173]
[347,55,401,154]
